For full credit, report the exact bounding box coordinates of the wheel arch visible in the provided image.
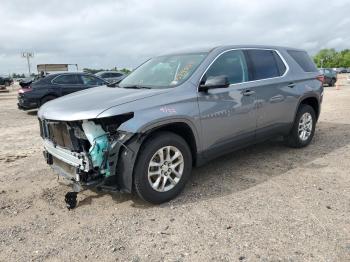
[40,93,58,104]
[116,120,200,193]
[140,121,198,166]
[296,96,320,121]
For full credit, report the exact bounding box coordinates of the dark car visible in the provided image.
[319,68,337,86]
[338,68,348,74]
[95,71,126,83]
[38,45,323,208]
[18,72,108,110]
[0,75,13,86]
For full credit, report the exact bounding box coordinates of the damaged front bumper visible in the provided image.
[39,117,141,194]
[44,139,91,173]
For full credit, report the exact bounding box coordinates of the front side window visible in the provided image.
[53,74,80,85]
[119,53,207,89]
[204,50,248,84]
[246,50,282,80]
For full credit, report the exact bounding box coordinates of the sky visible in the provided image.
[0,0,349,75]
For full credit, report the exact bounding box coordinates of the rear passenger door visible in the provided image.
[52,74,82,96]
[244,49,292,139]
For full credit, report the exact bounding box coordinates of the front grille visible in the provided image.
[39,120,85,152]
[47,122,74,149]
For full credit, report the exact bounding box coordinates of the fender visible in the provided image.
[116,117,201,193]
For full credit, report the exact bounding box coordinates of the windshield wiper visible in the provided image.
[122,85,151,89]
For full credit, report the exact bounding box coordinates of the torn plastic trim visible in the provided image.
[113,133,147,193]
[93,112,134,134]
[82,120,110,176]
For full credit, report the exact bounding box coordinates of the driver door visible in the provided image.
[197,50,257,158]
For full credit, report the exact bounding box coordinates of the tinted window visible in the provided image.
[205,50,248,84]
[53,75,80,84]
[81,75,105,85]
[287,50,317,72]
[246,50,281,80]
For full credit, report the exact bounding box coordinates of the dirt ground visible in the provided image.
[0,76,350,262]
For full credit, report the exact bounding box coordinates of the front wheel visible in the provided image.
[134,132,192,204]
[285,104,316,148]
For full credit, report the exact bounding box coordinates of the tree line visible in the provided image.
[82,67,131,74]
[313,49,350,68]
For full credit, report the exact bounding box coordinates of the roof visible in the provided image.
[161,44,305,56]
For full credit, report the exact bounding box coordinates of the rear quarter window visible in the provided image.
[287,50,317,72]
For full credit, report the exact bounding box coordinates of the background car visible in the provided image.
[17,72,108,110]
[95,71,125,83]
[338,68,348,74]
[0,75,13,86]
[319,68,337,86]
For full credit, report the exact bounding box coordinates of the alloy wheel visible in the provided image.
[147,146,184,192]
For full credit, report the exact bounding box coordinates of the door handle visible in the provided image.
[242,90,255,96]
[287,83,295,88]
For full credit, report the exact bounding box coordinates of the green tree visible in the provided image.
[339,49,350,68]
[313,48,350,68]
[313,48,339,68]
[83,67,132,74]
[120,68,131,74]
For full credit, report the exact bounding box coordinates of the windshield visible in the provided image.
[119,52,207,88]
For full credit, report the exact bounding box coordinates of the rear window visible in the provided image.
[246,50,285,81]
[287,50,317,72]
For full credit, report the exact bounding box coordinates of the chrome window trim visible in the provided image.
[51,74,82,85]
[197,48,290,90]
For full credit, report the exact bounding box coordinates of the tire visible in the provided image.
[329,79,335,87]
[134,131,192,204]
[40,95,56,107]
[284,104,316,148]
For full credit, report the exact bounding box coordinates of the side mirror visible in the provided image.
[199,75,229,92]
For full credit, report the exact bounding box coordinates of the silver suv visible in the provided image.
[38,45,323,208]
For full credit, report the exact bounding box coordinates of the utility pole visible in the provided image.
[21,52,34,76]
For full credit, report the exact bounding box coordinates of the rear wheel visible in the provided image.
[134,132,192,204]
[40,95,56,107]
[329,79,336,87]
[285,104,316,148]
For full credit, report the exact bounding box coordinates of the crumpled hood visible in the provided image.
[38,86,168,121]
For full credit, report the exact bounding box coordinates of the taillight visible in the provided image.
[18,87,32,94]
[316,75,325,83]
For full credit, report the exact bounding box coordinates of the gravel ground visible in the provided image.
[0,76,350,261]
